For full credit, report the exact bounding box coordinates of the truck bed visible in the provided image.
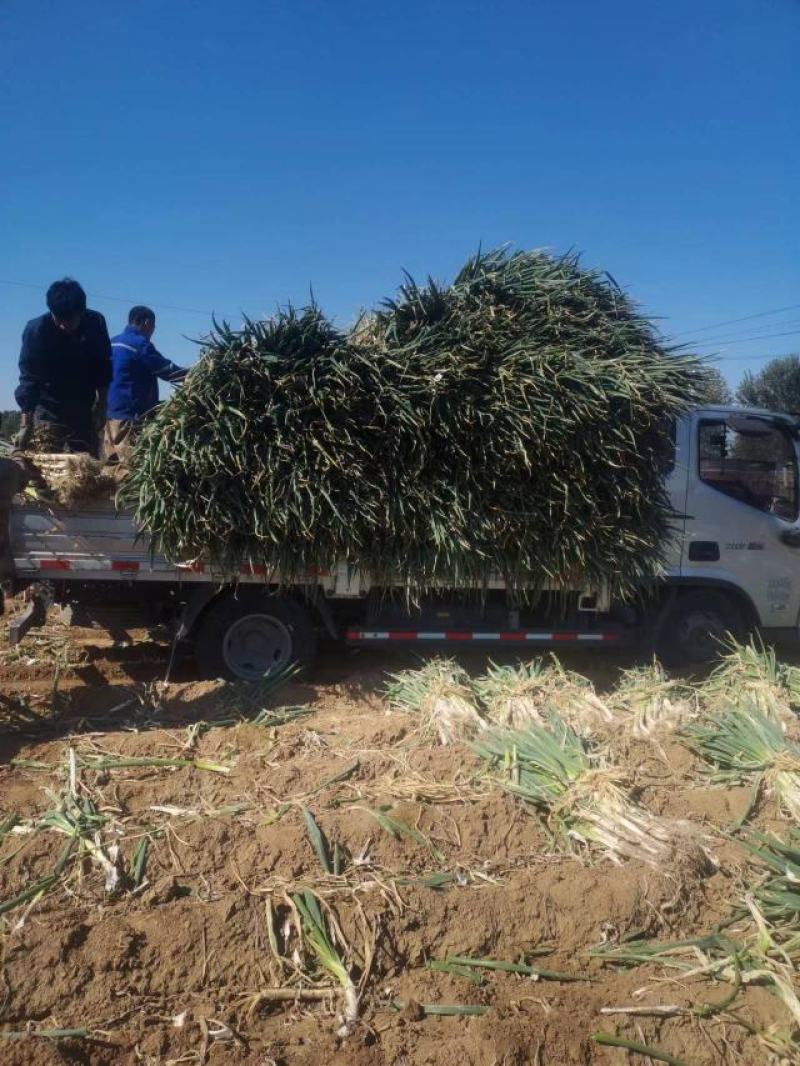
[8,498,351,588]
[8,498,606,604]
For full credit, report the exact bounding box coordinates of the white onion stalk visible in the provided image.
[701,640,799,734]
[291,891,359,1036]
[611,663,696,738]
[475,659,612,736]
[474,717,693,868]
[682,705,800,822]
[387,659,485,744]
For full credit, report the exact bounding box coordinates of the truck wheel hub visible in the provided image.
[222,614,292,681]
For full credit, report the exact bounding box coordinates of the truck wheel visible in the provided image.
[654,590,745,667]
[194,592,317,681]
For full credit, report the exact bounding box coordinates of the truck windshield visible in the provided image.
[698,417,799,521]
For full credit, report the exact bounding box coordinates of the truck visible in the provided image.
[4,404,800,680]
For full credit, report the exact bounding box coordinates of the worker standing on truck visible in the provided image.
[105,306,188,463]
[14,278,112,456]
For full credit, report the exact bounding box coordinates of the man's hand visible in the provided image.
[12,413,33,452]
[92,388,108,432]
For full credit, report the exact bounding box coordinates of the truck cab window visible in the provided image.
[698,419,799,520]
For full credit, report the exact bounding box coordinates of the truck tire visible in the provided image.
[194,592,317,681]
[653,590,745,667]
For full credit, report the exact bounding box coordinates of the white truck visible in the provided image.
[5,404,800,679]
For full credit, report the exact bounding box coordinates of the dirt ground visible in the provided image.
[0,613,797,1065]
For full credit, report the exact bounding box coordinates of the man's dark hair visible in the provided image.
[46,278,87,319]
[128,305,156,328]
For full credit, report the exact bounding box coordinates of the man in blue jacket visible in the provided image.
[105,306,188,462]
[14,278,112,455]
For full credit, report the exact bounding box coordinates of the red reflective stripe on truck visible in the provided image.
[345,630,620,643]
[111,560,140,572]
[40,559,71,570]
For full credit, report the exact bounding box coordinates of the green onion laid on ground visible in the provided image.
[474,658,612,735]
[699,639,800,735]
[681,705,800,822]
[610,662,696,739]
[473,716,683,866]
[386,659,485,745]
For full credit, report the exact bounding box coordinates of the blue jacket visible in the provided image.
[16,310,112,430]
[107,325,187,421]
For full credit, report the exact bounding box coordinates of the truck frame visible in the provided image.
[6,404,800,678]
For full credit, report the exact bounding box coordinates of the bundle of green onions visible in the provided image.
[700,640,800,734]
[610,663,696,739]
[740,829,800,927]
[125,248,700,595]
[473,716,678,865]
[473,659,612,734]
[681,706,800,822]
[386,659,485,745]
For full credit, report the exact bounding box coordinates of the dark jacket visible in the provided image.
[15,311,112,434]
[107,325,187,421]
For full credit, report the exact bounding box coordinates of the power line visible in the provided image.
[715,349,800,363]
[691,329,800,350]
[1,275,798,356]
[0,278,213,317]
[679,318,800,347]
[669,302,800,339]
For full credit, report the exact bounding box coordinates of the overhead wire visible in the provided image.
[1,275,798,363]
[705,349,800,363]
[669,302,800,339]
[688,328,800,349]
[0,278,214,317]
[678,317,800,345]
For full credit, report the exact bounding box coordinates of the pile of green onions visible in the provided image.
[473,659,612,735]
[681,705,800,821]
[473,716,675,866]
[386,659,485,745]
[125,248,700,596]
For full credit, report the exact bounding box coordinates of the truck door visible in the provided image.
[684,411,800,631]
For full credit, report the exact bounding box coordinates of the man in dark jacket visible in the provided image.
[105,306,187,462]
[14,278,112,455]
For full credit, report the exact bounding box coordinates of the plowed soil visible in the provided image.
[0,616,795,1065]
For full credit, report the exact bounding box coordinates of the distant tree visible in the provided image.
[0,411,21,438]
[696,366,733,405]
[737,354,800,413]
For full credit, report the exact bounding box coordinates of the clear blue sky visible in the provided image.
[1,0,798,407]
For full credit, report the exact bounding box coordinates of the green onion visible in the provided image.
[473,717,676,865]
[303,808,332,875]
[474,658,611,734]
[440,955,588,982]
[124,248,700,600]
[291,890,358,1034]
[681,706,800,820]
[386,659,484,745]
[592,1032,688,1066]
[358,806,444,862]
[388,1001,488,1017]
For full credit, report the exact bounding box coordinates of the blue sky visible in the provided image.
[1,0,798,407]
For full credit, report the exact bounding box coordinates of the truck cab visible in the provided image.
[656,405,800,661]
